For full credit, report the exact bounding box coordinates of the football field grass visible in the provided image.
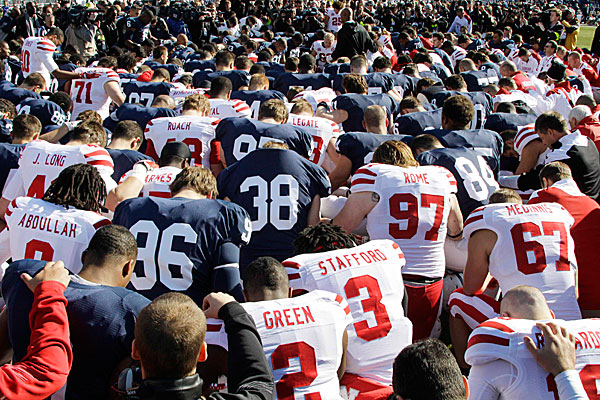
[578,25,596,50]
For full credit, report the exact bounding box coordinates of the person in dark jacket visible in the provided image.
[125,291,274,399]
[330,8,378,60]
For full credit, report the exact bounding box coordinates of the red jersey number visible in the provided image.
[547,364,600,399]
[344,275,392,341]
[73,81,93,104]
[21,50,30,73]
[24,239,55,261]
[511,221,570,275]
[166,138,203,166]
[389,193,445,240]
[271,341,322,400]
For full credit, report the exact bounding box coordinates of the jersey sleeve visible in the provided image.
[35,40,59,73]
[289,127,313,159]
[232,100,252,118]
[463,206,488,240]
[350,164,378,193]
[2,167,23,201]
[282,259,307,291]
[205,318,228,351]
[220,202,252,246]
[514,124,538,156]
[464,318,516,366]
[308,163,332,198]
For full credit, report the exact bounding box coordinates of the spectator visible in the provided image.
[569,105,600,155]
[330,8,377,60]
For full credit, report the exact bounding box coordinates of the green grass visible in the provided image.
[578,25,596,50]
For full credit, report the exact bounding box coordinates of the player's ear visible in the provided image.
[198,342,208,362]
[131,339,141,361]
[288,287,293,298]
[81,250,87,265]
[362,120,366,129]
[31,132,40,141]
[123,259,135,278]
[385,117,389,127]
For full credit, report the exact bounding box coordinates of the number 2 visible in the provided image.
[271,341,321,400]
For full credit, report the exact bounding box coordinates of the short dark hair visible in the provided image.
[135,293,206,379]
[495,102,516,114]
[285,56,299,72]
[235,55,253,71]
[442,95,474,129]
[373,140,419,167]
[243,256,288,293]
[489,188,522,204]
[117,53,137,71]
[12,114,41,140]
[112,120,143,142]
[373,56,393,70]
[393,338,466,400]
[258,99,288,123]
[0,98,16,118]
[294,222,356,255]
[535,111,568,135]
[84,225,137,265]
[153,68,171,81]
[342,74,368,94]
[70,121,107,147]
[209,76,233,98]
[170,166,218,197]
[215,50,235,67]
[539,161,572,184]
[411,134,443,154]
[398,97,422,113]
[49,92,73,114]
[445,74,467,91]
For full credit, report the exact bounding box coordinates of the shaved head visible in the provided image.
[500,285,553,320]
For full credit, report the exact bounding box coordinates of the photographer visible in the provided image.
[535,7,564,47]
[65,8,101,61]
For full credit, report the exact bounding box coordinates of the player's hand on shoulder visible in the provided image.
[524,322,576,376]
[21,260,71,292]
[202,292,237,318]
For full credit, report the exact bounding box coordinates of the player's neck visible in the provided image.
[78,265,125,287]
[106,139,133,150]
[368,126,388,135]
[171,189,208,200]
[259,118,281,124]
[180,110,204,117]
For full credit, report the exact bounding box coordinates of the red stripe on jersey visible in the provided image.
[93,219,112,230]
[282,261,300,269]
[289,273,301,280]
[207,324,222,332]
[87,160,114,168]
[5,209,11,217]
[148,191,171,198]
[335,294,344,304]
[448,298,490,325]
[467,334,509,349]
[10,199,17,209]
[84,149,110,158]
[464,214,483,226]
[147,121,154,127]
[354,168,377,177]
[352,178,375,186]
[36,47,55,52]
[478,320,514,333]
[344,305,351,315]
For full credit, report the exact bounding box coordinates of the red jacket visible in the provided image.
[0,281,72,400]
[575,115,600,156]
[511,71,536,92]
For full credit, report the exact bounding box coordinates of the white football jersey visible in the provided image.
[326,8,342,32]
[2,140,116,202]
[350,163,458,278]
[20,37,59,88]
[70,67,120,120]
[292,87,337,112]
[208,291,351,400]
[466,317,600,399]
[311,40,336,67]
[284,240,413,385]
[464,203,581,320]
[120,164,181,198]
[0,196,110,273]
[144,116,219,168]
[209,98,252,119]
[286,114,339,166]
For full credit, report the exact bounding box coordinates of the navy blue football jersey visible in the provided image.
[218,148,331,268]
[384,72,415,96]
[0,80,42,106]
[107,148,153,182]
[480,62,501,76]
[103,103,176,132]
[394,109,442,136]
[335,132,414,175]
[215,117,313,166]
[460,69,499,92]
[124,17,150,43]
[0,118,11,141]
[230,89,286,118]
[2,259,150,400]
[431,90,494,116]
[426,128,503,174]
[333,93,399,133]
[332,72,394,95]
[273,72,333,94]
[122,81,174,107]
[257,61,285,78]
[417,147,499,216]
[192,70,251,91]
[118,72,139,86]
[17,98,67,133]
[113,197,251,304]
[143,60,181,80]
[0,142,24,191]
[183,59,216,73]
[483,112,537,133]
[324,63,351,75]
